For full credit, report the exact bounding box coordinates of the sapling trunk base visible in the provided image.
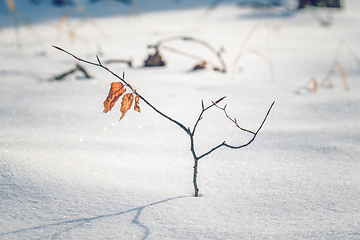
[193,158,199,197]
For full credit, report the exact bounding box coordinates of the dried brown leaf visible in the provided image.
[103,82,126,113]
[134,95,141,113]
[119,93,134,121]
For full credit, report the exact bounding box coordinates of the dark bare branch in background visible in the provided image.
[53,64,92,80]
[146,36,227,73]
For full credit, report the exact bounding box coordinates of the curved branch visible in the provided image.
[232,49,274,81]
[197,101,275,159]
[148,36,227,72]
[225,101,275,148]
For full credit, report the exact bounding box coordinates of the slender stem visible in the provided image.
[191,103,215,135]
[193,156,199,197]
[138,95,190,135]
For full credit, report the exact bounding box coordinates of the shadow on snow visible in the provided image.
[0,195,188,239]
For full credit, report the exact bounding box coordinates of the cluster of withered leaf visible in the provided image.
[103,82,140,121]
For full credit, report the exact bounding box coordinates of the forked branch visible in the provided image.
[195,101,274,160]
[53,45,274,197]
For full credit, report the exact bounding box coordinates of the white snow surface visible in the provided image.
[1,0,360,239]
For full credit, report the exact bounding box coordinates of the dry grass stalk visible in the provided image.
[6,0,16,12]
[323,40,360,88]
[232,20,275,81]
[55,1,107,46]
[73,0,108,38]
[56,14,68,40]
[55,17,93,46]
[4,0,39,48]
[309,78,318,93]
[297,78,318,94]
[232,48,274,81]
[336,61,349,90]
[320,78,333,88]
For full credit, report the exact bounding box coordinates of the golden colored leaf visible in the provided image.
[119,93,134,121]
[134,95,140,113]
[103,82,126,113]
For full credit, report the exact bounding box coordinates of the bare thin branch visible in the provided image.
[191,97,225,136]
[96,55,101,65]
[138,95,190,135]
[197,141,226,160]
[197,101,275,159]
[225,101,275,148]
[214,103,255,135]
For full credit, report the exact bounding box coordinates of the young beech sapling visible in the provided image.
[53,45,274,197]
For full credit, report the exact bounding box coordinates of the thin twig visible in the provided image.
[322,40,360,87]
[232,20,275,81]
[197,101,275,159]
[213,102,255,135]
[336,61,349,90]
[191,97,224,136]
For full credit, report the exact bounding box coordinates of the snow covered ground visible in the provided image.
[1,0,359,239]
